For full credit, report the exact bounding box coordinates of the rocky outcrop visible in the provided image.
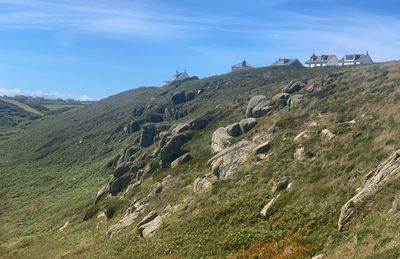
[137,211,158,231]
[226,123,241,137]
[109,174,136,195]
[133,107,144,116]
[113,162,134,178]
[107,202,147,238]
[294,146,313,160]
[95,185,109,204]
[288,94,303,107]
[338,150,400,230]
[185,91,195,102]
[253,142,271,155]
[125,121,140,134]
[159,132,191,167]
[171,91,186,105]
[246,95,271,118]
[273,177,290,192]
[208,140,253,179]
[271,93,289,106]
[170,117,208,135]
[239,118,257,133]
[171,152,192,168]
[211,127,232,153]
[149,114,164,123]
[321,129,336,142]
[140,124,156,147]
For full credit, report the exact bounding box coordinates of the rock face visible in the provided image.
[125,121,140,134]
[140,124,156,148]
[208,140,253,179]
[239,118,257,133]
[171,152,192,168]
[159,133,191,167]
[211,127,232,153]
[321,129,336,142]
[185,91,195,102]
[246,95,271,118]
[226,123,242,137]
[171,91,186,105]
[338,150,400,230]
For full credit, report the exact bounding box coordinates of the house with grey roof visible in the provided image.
[338,51,373,66]
[165,70,190,84]
[304,54,339,67]
[272,58,303,67]
[231,60,253,72]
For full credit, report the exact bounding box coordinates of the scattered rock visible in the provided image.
[253,142,271,155]
[211,127,232,153]
[274,177,290,192]
[311,254,325,259]
[260,196,279,217]
[288,94,303,107]
[140,124,156,148]
[152,182,163,195]
[239,118,257,133]
[294,131,307,143]
[171,91,186,105]
[59,221,69,231]
[137,211,158,230]
[193,176,216,193]
[283,81,304,94]
[267,124,279,134]
[321,129,336,142]
[197,89,203,94]
[294,146,313,160]
[226,123,242,137]
[107,203,147,238]
[95,185,109,204]
[171,152,192,168]
[389,200,400,214]
[246,95,269,118]
[338,150,400,230]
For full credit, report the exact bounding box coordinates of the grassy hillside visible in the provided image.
[1,62,400,258]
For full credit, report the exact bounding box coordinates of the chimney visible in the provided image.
[242,60,246,67]
[365,50,368,55]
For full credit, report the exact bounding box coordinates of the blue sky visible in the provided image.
[0,0,399,100]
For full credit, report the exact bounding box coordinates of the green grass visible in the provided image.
[1,62,400,258]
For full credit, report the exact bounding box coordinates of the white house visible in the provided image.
[165,70,190,84]
[231,60,253,72]
[338,51,373,66]
[304,54,339,67]
[272,58,303,67]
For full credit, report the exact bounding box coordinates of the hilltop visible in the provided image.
[1,62,400,258]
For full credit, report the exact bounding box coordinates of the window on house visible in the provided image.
[345,55,355,61]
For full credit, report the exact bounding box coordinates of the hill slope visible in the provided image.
[1,62,400,258]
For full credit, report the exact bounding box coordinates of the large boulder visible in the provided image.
[338,150,400,230]
[271,93,289,106]
[113,162,134,178]
[208,140,253,179]
[253,142,271,155]
[193,175,216,193]
[159,133,191,167]
[273,177,290,192]
[171,91,186,105]
[149,114,164,123]
[226,123,242,137]
[211,127,232,153]
[171,153,192,168]
[140,124,156,147]
[283,81,304,94]
[125,121,140,134]
[246,95,270,118]
[109,174,135,195]
[133,107,144,116]
[138,215,163,238]
[239,118,257,133]
[288,94,303,107]
[321,129,336,142]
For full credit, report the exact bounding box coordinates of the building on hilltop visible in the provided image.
[338,51,373,66]
[304,54,339,67]
[165,70,191,84]
[231,60,253,72]
[271,58,303,67]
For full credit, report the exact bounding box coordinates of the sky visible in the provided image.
[0,0,399,101]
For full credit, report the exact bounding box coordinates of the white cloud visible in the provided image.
[0,87,94,101]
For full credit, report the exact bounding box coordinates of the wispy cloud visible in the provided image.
[0,87,94,101]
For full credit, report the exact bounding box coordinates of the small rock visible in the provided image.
[226,123,242,137]
[239,118,257,133]
[211,127,232,153]
[59,221,70,231]
[149,114,164,123]
[95,185,109,204]
[138,215,163,238]
[171,153,192,168]
[246,95,269,118]
[321,129,336,142]
[311,254,325,259]
[260,196,278,217]
[294,131,307,143]
[389,200,400,213]
[271,93,289,106]
[140,124,156,148]
[288,94,303,107]
[274,177,290,192]
[283,81,304,94]
[152,182,163,195]
[133,107,145,116]
[125,121,140,134]
[253,142,271,155]
[137,211,158,230]
[193,176,215,193]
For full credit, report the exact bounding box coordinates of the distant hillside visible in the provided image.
[1,62,400,258]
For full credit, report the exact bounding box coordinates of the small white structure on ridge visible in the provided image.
[338,51,373,66]
[304,54,339,67]
[165,70,190,84]
[231,60,253,72]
